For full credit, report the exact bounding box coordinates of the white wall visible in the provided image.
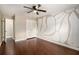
[26,19,37,38]
[67,10,79,48]
[36,8,79,49]
[15,15,26,41]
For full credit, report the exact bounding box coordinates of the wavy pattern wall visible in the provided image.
[26,8,79,49]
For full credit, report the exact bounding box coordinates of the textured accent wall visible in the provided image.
[25,8,79,50]
[36,8,79,49]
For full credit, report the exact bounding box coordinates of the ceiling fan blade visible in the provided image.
[38,4,41,8]
[36,12,39,15]
[37,9,46,12]
[27,10,33,13]
[24,6,33,9]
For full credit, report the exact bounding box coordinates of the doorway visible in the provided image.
[5,19,13,39]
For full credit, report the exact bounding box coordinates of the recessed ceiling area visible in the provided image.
[0,4,79,19]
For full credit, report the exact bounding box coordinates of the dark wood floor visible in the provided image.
[0,37,79,55]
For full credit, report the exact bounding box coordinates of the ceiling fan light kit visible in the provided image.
[33,10,37,13]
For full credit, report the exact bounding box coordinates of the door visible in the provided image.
[5,19,13,39]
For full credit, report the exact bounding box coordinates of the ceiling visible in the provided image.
[0,4,79,19]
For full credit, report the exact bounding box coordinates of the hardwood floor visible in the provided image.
[0,41,6,55]
[5,38,15,55]
[0,37,79,55]
[36,39,79,55]
[15,37,79,55]
[15,37,37,55]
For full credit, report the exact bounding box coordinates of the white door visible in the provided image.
[6,19,13,39]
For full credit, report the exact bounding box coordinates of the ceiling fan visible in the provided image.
[24,4,46,15]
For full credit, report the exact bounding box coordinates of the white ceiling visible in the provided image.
[0,4,79,19]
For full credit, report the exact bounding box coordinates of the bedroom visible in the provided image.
[0,4,79,55]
